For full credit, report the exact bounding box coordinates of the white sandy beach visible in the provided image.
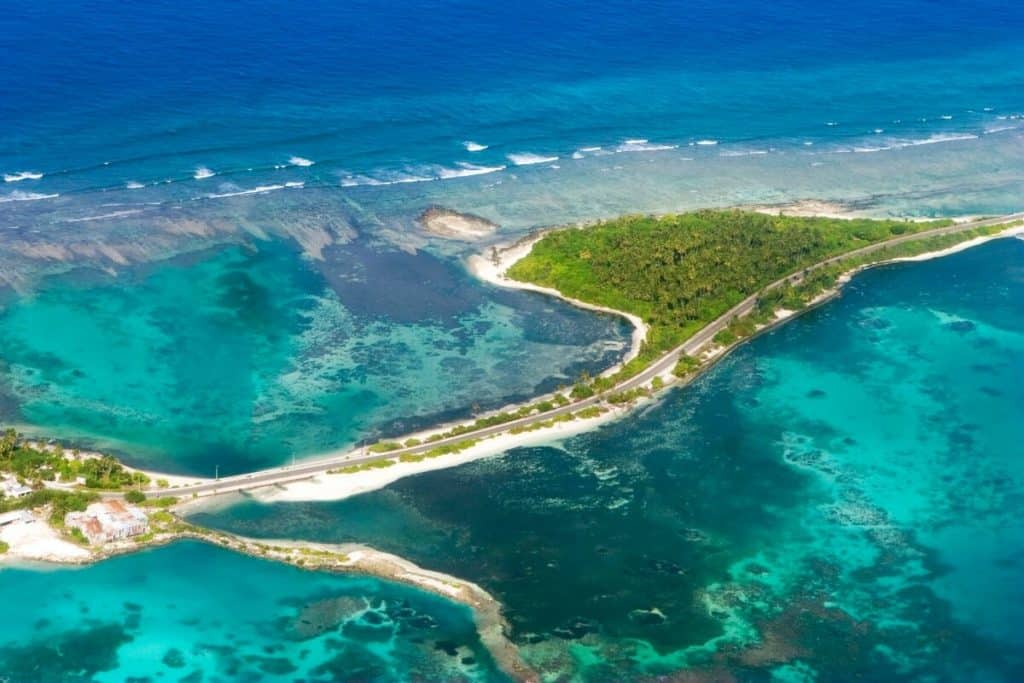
[177,213,1024,508]
[230,405,629,505]
[888,223,1024,262]
[0,511,90,563]
[467,232,649,374]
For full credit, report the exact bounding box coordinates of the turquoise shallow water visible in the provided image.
[197,238,1024,680]
[0,540,508,682]
[3,3,1024,680]
[0,239,629,475]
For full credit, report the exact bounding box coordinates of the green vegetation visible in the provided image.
[0,540,8,554]
[0,488,100,526]
[0,428,148,490]
[507,210,987,391]
[673,354,701,378]
[138,496,178,508]
[124,490,146,504]
[329,459,397,475]
[368,441,402,453]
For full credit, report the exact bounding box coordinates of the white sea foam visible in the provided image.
[340,175,381,187]
[695,139,718,146]
[125,181,145,189]
[615,139,677,153]
[62,209,144,223]
[0,191,59,203]
[825,121,839,127]
[908,132,979,145]
[289,156,315,167]
[572,146,613,158]
[436,162,506,179]
[507,152,559,166]
[203,182,304,199]
[719,149,768,157]
[463,141,488,152]
[193,166,216,180]
[846,132,979,154]
[940,115,953,120]
[4,171,43,183]
[984,124,1019,134]
[340,162,504,187]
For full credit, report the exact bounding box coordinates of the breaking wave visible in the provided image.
[4,171,43,183]
[507,152,559,166]
[0,191,59,203]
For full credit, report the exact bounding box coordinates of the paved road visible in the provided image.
[161,212,1023,499]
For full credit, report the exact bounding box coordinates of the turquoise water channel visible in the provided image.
[198,238,1024,680]
[0,239,629,476]
[0,541,508,682]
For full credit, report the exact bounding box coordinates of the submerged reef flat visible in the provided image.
[0,236,630,476]
[0,540,519,682]
[418,206,499,241]
[196,239,1024,681]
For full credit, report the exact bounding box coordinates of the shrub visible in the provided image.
[713,329,737,346]
[124,490,146,504]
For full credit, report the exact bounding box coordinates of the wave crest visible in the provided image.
[4,171,43,183]
[507,152,559,166]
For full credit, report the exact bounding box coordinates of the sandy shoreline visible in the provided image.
[0,518,537,682]
[212,216,1024,507]
[4,209,1021,683]
[11,211,1023,512]
[468,232,650,374]
[186,404,630,508]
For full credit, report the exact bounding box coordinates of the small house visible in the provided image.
[65,500,149,544]
[0,477,32,498]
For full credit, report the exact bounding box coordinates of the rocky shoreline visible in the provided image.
[1,516,538,682]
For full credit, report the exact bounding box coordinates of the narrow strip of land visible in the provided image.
[156,211,1024,499]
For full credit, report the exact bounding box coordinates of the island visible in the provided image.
[3,207,1023,683]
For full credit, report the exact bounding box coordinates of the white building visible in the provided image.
[0,510,34,527]
[65,500,149,544]
[0,477,32,498]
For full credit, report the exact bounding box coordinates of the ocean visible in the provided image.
[196,238,1024,680]
[2,0,1023,470]
[2,1,1023,680]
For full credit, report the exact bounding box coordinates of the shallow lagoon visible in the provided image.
[0,540,508,682]
[0,237,629,475]
[198,239,1024,680]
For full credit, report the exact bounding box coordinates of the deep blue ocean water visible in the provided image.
[2,2,1024,681]
[1,0,1023,471]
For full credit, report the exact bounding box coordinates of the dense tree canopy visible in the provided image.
[508,210,948,376]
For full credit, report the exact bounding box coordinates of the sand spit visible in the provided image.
[750,198,859,219]
[418,206,499,241]
[468,232,649,373]
[0,519,537,682]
